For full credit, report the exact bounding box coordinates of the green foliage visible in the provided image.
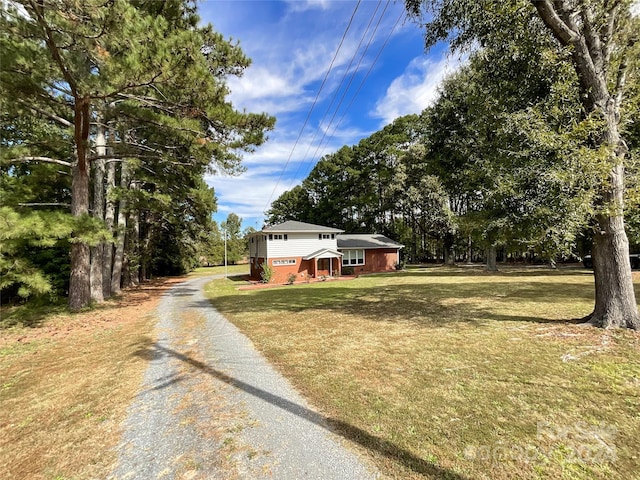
[287,273,297,285]
[0,207,74,300]
[1,0,275,305]
[260,263,274,284]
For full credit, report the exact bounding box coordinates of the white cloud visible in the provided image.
[632,0,640,16]
[373,55,464,125]
[207,174,297,220]
[285,0,332,13]
[228,34,369,116]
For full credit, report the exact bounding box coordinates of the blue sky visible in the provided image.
[199,0,462,230]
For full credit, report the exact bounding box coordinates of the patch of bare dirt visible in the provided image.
[1,277,185,348]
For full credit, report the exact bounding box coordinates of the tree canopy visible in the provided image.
[1,0,274,308]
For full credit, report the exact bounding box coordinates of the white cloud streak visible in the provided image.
[372,55,463,125]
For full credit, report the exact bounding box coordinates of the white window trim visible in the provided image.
[342,249,365,266]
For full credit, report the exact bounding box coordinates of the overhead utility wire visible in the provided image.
[298,0,394,183]
[285,0,384,191]
[307,10,405,177]
[262,0,362,215]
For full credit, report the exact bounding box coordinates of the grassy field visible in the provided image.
[189,264,249,278]
[205,266,640,480]
[0,278,181,479]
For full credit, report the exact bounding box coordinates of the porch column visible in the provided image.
[329,258,333,277]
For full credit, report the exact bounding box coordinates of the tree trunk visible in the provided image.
[111,160,130,295]
[586,99,639,328]
[466,234,472,264]
[89,118,106,303]
[588,166,639,329]
[533,0,639,329]
[443,233,455,266]
[68,160,91,310]
[128,182,140,286]
[139,210,153,282]
[485,244,497,272]
[102,158,116,298]
[68,98,91,311]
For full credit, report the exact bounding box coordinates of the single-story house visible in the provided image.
[248,220,403,283]
[337,233,403,275]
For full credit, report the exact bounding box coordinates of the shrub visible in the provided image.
[260,263,274,283]
[287,273,297,285]
[342,266,354,276]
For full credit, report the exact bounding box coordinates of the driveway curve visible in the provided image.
[110,275,378,479]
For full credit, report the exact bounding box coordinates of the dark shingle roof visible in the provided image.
[337,234,403,250]
[262,221,343,233]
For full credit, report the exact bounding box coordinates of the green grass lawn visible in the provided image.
[188,264,249,278]
[205,266,640,480]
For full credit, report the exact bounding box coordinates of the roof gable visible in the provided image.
[263,220,343,234]
[303,248,343,260]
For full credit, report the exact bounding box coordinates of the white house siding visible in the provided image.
[249,235,268,259]
[266,232,338,258]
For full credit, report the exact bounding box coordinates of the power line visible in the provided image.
[297,8,405,185]
[285,0,385,191]
[298,1,397,184]
[262,0,362,215]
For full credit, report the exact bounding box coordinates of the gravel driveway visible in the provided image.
[110,275,378,479]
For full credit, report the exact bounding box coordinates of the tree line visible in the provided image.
[196,212,255,267]
[1,0,274,309]
[267,0,639,328]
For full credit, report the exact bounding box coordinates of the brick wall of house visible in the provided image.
[249,257,341,283]
[344,249,398,275]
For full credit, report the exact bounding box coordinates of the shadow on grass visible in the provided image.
[0,301,67,329]
[134,343,470,480]
[204,280,595,327]
[390,265,593,278]
[0,277,181,330]
[226,274,250,283]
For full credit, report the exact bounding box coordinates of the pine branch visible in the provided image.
[8,156,72,167]
[27,0,79,96]
[16,99,73,127]
[18,203,70,208]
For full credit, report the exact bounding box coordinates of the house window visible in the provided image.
[319,234,332,240]
[342,249,364,266]
[269,234,285,240]
[273,259,296,266]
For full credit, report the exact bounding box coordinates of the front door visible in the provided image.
[318,258,329,275]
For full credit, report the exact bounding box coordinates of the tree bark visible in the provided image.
[68,98,91,311]
[485,244,498,272]
[102,158,116,298]
[89,117,106,303]
[128,199,140,286]
[443,233,455,266]
[68,161,91,310]
[111,160,130,295]
[533,0,639,329]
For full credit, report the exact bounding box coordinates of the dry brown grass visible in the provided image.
[206,266,640,480]
[0,278,179,480]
